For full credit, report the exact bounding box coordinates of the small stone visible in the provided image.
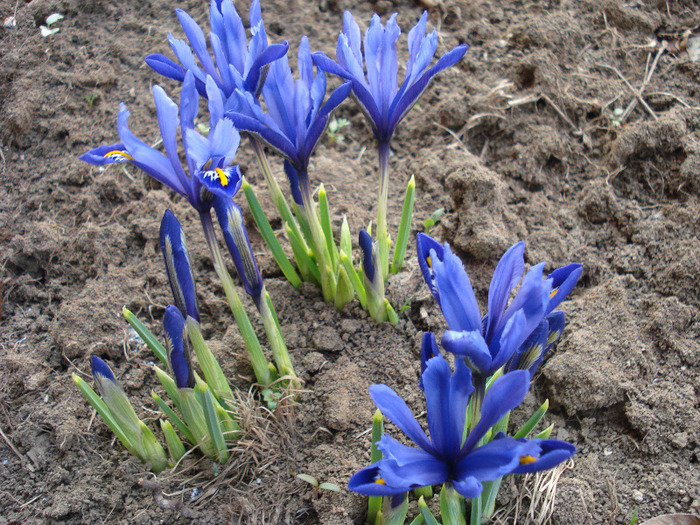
[671,432,688,449]
[632,490,644,503]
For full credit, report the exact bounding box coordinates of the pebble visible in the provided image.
[632,490,644,503]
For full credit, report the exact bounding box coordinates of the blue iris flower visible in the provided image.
[313,11,468,144]
[348,355,575,497]
[225,36,351,206]
[80,71,242,213]
[145,0,288,100]
[416,233,582,386]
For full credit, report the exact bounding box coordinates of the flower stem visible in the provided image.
[377,140,391,281]
[200,210,273,386]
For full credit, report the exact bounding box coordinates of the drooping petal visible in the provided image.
[369,384,435,455]
[441,330,492,375]
[546,263,582,314]
[79,143,129,166]
[457,436,537,482]
[244,41,289,98]
[510,439,576,474]
[145,53,187,82]
[302,81,352,162]
[461,370,530,455]
[160,210,200,322]
[416,232,443,302]
[348,464,412,496]
[509,319,549,375]
[451,477,483,499]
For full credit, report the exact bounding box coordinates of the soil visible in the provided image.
[1,0,699,523]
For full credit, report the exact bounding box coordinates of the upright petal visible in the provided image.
[484,241,525,342]
[369,384,435,455]
[461,370,530,455]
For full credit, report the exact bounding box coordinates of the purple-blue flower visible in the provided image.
[160,210,200,322]
[80,71,242,213]
[416,233,582,384]
[145,0,288,100]
[313,11,468,144]
[225,36,351,205]
[163,305,195,389]
[348,355,575,497]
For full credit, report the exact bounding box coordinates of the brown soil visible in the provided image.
[1,0,699,523]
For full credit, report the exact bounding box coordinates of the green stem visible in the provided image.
[376,141,391,281]
[199,210,273,386]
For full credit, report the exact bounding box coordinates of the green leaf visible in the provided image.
[152,391,195,444]
[423,208,445,233]
[123,307,168,366]
[418,496,441,525]
[514,399,549,439]
[391,174,415,274]
[318,482,341,492]
[296,473,319,487]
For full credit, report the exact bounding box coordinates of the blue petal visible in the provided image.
[546,263,582,314]
[492,309,527,372]
[160,210,200,322]
[342,11,363,67]
[485,241,525,342]
[213,197,263,300]
[79,143,128,166]
[369,384,435,455]
[176,9,220,82]
[376,14,400,120]
[457,437,537,481]
[217,0,246,74]
[441,330,492,375]
[116,104,187,196]
[511,439,576,474]
[348,464,411,496]
[205,75,225,127]
[244,41,289,98]
[452,477,483,499]
[461,370,530,455]
[163,304,194,389]
[416,232,442,302]
[226,111,300,165]
[145,54,186,82]
[152,85,192,197]
[283,161,304,206]
[419,332,439,389]
[359,229,376,284]
[91,355,116,383]
[302,81,352,162]
[431,242,482,332]
[387,44,468,133]
[423,355,474,458]
[510,319,549,375]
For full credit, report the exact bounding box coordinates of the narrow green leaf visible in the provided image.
[514,399,549,439]
[122,307,167,366]
[391,174,415,274]
[534,423,554,440]
[339,250,366,308]
[152,391,195,444]
[318,184,339,269]
[440,483,466,525]
[318,482,340,492]
[243,181,302,289]
[340,216,352,259]
[287,223,321,284]
[160,419,185,464]
[368,410,384,525]
[423,208,445,233]
[418,496,441,525]
[73,374,135,455]
[197,385,229,463]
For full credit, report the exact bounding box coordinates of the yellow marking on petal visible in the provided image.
[104,150,134,161]
[549,288,558,298]
[426,255,432,268]
[215,168,229,187]
[519,455,537,465]
[374,477,386,485]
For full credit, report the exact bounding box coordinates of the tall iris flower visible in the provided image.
[80,71,242,214]
[416,233,582,389]
[313,12,468,278]
[145,0,288,100]
[313,11,468,144]
[348,355,575,497]
[226,36,351,207]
